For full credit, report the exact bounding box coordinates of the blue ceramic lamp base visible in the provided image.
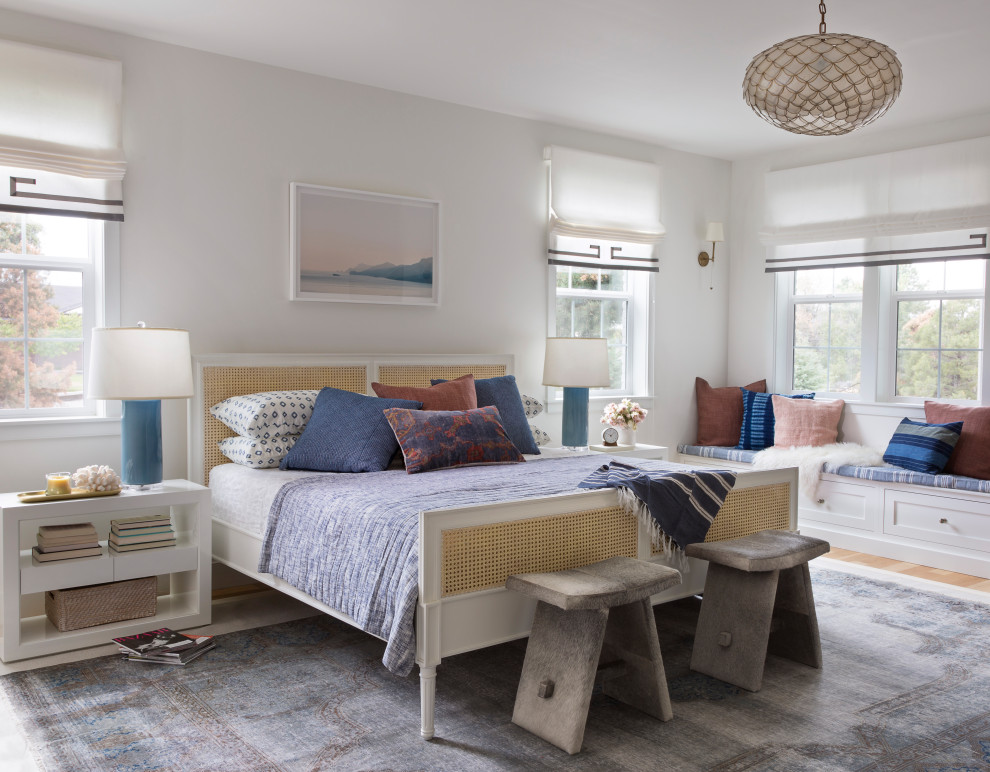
[121,399,163,487]
[561,387,590,449]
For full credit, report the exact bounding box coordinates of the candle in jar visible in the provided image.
[45,473,72,496]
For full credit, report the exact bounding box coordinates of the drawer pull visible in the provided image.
[939,518,948,524]
[817,498,825,505]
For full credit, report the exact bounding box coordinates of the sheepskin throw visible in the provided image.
[752,443,886,500]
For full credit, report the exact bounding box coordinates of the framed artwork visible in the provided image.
[290,182,440,305]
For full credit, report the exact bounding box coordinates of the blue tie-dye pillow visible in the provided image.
[737,388,815,451]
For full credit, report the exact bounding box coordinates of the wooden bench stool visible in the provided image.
[506,556,682,754]
[686,529,829,692]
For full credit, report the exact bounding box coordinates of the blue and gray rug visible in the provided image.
[3,565,989,771]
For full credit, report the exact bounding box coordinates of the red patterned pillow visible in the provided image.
[372,374,477,411]
[924,401,990,479]
[384,406,525,474]
[696,377,768,446]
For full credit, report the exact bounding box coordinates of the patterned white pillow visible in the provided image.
[530,424,551,447]
[210,390,319,438]
[218,435,299,468]
[521,393,545,419]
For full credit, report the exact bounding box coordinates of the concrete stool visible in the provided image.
[506,556,681,754]
[686,529,829,692]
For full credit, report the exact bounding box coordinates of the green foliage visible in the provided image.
[0,222,77,409]
[896,298,981,399]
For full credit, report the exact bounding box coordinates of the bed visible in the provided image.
[188,353,798,739]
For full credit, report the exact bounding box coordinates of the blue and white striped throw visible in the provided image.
[578,461,737,551]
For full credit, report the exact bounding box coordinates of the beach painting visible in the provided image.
[290,183,440,305]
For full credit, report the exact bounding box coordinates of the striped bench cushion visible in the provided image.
[677,444,760,464]
[678,445,990,494]
[825,464,990,494]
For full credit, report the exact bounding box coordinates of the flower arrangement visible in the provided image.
[601,399,648,430]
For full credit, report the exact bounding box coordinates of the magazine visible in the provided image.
[112,627,198,656]
[125,638,215,665]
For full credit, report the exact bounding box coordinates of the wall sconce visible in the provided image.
[698,222,725,290]
[697,222,725,267]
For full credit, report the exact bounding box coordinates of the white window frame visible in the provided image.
[0,218,119,437]
[774,242,989,406]
[777,269,872,401]
[547,250,654,405]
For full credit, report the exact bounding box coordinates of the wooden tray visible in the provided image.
[18,488,122,504]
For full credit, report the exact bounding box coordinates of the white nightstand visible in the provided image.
[0,480,211,662]
[587,443,669,460]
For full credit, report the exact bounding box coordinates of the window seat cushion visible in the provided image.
[824,464,990,494]
[678,444,990,494]
[677,444,760,464]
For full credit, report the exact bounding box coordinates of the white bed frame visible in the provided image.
[189,353,798,739]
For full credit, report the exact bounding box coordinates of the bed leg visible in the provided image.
[420,664,437,739]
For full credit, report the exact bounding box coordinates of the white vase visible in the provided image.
[617,426,636,447]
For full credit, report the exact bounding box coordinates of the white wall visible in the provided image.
[0,9,731,492]
[727,112,990,449]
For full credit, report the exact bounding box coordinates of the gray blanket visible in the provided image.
[259,455,678,675]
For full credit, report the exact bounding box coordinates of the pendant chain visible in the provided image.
[819,1,827,34]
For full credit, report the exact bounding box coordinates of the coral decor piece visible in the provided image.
[601,399,648,430]
[71,464,121,492]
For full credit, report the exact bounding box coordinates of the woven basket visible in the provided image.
[45,576,157,632]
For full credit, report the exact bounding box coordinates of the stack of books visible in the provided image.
[32,522,101,563]
[109,514,176,553]
[113,627,215,665]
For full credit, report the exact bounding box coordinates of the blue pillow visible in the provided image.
[384,406,525,474]
[431,375,539,455]
[737,388,815,451]
[882,417,963,474]
[280,388,422,473]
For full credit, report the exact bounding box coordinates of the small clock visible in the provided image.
[602,426,619,446]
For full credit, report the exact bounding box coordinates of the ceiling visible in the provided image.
[3,0,989,160]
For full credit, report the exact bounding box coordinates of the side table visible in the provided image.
[587,443,669,460]
[0,480,211,662]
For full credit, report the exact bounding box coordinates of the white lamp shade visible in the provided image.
[705,222,725,243]
[542,337,611,388]
[87,327,193,400]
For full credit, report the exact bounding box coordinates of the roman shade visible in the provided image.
[0,38,125,221]
[546,145,663,272]
[762,136,990,272]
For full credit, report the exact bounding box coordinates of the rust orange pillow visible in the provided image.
[372,373,477,411]
[771,396,844,447]
[924,401,990,479]
[696,377,767,446]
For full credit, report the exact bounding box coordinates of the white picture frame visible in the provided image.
[290,182,440,305]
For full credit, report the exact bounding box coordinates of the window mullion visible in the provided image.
[21,268,29,410]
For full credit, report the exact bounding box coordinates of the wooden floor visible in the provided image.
[827,547,990,594]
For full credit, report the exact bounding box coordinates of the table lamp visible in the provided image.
[87,324,193,487]
[542,337,611,449]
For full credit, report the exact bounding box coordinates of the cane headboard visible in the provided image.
[189,354,513,485]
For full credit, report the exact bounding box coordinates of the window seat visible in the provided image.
[677,444,990,580]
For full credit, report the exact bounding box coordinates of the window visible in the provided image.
[892,259,985,400]
[550,236,652,396]
[0,40,125,427]
[790,265,864,394]
[0,213,106,416]
[775,230,988,404]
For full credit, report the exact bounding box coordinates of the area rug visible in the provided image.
[3,565,989,771]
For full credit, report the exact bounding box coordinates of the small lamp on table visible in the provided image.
[87,324,193,488]
[542,337,611,450]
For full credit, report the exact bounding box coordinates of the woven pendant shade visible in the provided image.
[743,31,902,137]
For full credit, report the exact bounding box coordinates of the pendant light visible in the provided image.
[742,1,902,136]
